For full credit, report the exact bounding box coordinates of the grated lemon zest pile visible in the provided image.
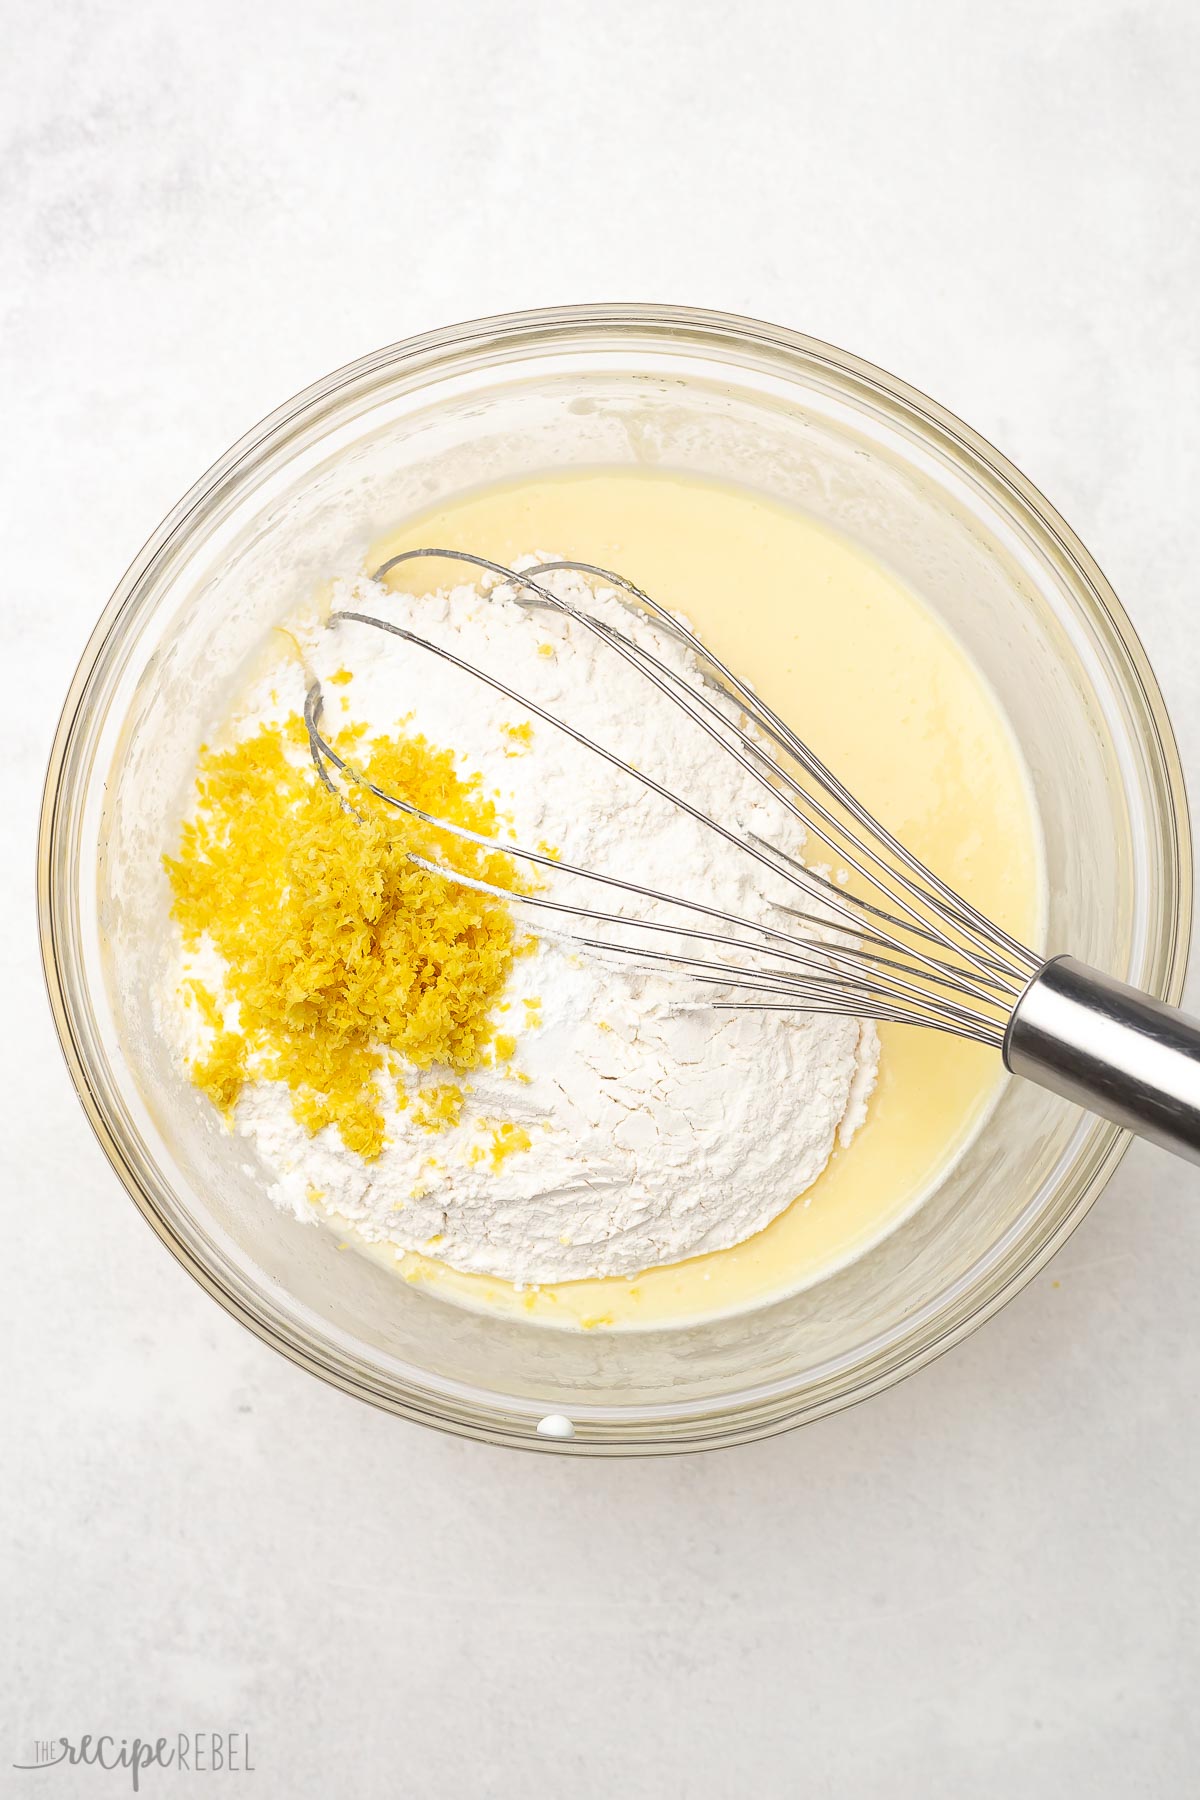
[165,715,524,1160]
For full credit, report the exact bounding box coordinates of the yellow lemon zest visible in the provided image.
[165,717,521,1159]
[501,720,534,754]
[410,1084,464,1132]
[487,1120,532,1169]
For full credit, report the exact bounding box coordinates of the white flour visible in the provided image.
[165,559,879,1284]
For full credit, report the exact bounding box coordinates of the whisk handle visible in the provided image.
[1005,955,1200,1165]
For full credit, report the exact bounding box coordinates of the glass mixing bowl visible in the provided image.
[39,304,1191,1453]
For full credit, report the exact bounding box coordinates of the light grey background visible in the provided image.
[4,2,1198,1795]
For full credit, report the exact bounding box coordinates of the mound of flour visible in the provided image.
[166,560,878,1283]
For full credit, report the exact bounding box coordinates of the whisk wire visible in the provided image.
[304,550,1037,1045]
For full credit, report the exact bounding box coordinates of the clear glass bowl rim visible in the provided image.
[38,302,1193,1454]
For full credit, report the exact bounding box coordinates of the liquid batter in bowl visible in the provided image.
[161,469,1042,1329]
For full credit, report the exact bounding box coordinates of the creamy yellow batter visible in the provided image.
[335,470,1042,1327]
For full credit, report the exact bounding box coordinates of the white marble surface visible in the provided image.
[4,1,1199,1793]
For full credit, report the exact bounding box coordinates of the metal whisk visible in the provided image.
[304,549,1200,1166]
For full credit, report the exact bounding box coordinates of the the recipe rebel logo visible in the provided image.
[12,1733,254,1789]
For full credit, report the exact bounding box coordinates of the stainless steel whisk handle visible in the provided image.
[1005,955,1200,1164]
